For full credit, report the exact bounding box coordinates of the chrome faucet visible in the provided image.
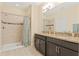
[45,24,54,34]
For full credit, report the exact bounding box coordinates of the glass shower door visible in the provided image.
[23,16,31,47]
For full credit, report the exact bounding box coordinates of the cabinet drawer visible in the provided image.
[61,40,78,52]
[35,34,46,40]
[47,37,63,46]
[60,47,78,56]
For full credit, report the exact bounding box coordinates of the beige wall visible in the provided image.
[0,12,1,48]
[0,3,2,48]
[31,5,43,46]
[24,6,31,18]
[2,5,25,16]
[0,4,31,16]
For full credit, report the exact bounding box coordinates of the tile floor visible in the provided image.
[0,46,42,56]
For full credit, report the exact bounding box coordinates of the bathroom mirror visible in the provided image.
[42,2,79,36]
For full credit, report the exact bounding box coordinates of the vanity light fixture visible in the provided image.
[42,2,63,13]
[15,4,20,6]
[42,2,55,13]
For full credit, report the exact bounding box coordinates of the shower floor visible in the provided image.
[0,46,42,56]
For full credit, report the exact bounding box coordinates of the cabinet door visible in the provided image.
[34,37,40,50]
[46,42,57,56]
[39,39,45,55]
[60,47,78,56]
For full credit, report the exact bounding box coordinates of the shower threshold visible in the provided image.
[0,42,24,52]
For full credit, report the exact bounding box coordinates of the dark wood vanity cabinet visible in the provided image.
[60,47,78,56]
[46,37,78,56]
[34,34,46,55]
[39,39,45,55]
[46,42,58,56]
[46,42,78,56]
[34,37,40,51]
[34,34,79,56]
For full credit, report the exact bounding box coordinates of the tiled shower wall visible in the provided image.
[0,12,24,46]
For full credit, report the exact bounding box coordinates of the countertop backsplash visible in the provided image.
[74,33,79,37]
[42,31,79,38]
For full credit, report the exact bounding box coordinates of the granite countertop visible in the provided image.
[37,33,79,44]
